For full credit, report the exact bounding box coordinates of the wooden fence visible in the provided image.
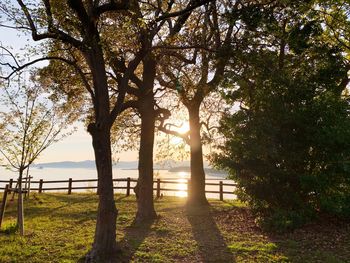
[0,178,236,201]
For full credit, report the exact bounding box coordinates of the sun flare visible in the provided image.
[176,178,188,198]
[177,123,189,134]
[169,123,190,145]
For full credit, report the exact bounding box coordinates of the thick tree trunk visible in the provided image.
[87,126,118,262]
[135,105,157,222]
[85,45,119,261]
[134,56,157,222]
[187,104,209,206]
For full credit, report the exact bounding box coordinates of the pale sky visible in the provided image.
[38,124,138,163]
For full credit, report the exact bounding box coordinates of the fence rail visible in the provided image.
[0,178,237,201]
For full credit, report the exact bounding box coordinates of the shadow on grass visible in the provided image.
[266,217,350,262]
[116,218,155,262]
[186,204,236,263]
[3,194,98,223]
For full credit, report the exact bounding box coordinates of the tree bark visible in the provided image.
[87,125,118,261]
[134,56,157,222]
[187,103,209,206]
[135,103,157,221]
[85,44,119,261]
[17,168,24,236]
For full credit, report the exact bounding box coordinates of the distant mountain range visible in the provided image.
[32,160,227,175]
[32,160,137,169]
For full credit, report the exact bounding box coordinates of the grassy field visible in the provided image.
[0,193,349,263]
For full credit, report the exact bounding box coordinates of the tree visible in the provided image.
[213,1,350,230]
[316,0,350,54]
[1,0,136,260]
[0,79,76,235]
[107,0,213,220]
[157,1,234,206]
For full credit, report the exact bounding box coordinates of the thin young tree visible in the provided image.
[0,79,76,236]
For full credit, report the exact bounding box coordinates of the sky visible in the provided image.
[0,16,138,163]
[40,124,138,163]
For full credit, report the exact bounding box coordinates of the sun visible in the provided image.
[169,123,190,145]
[177,122,189,134]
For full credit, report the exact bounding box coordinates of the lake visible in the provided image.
[0,167,236,200]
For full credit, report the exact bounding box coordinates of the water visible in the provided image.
[0,167,236,200]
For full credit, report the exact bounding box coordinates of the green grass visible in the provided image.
[0,193,349,262]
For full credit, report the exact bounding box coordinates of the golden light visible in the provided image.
[178,171,187,177]
[176,178,188,198]
[170,123,189,145]
[177,122,189,134]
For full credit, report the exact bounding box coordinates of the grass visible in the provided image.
[0,193,349,262]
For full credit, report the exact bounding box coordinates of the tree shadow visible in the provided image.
[116,217,155,262]
[265,217,350,262]
[19,194,97,222]
[186,205,236,263]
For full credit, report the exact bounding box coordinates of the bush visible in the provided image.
[214,26,350,231]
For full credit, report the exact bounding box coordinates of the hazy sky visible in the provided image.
[0,15,138,163]
[40,124,138,163]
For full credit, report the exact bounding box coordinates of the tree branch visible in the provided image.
[16,0,83,48]
[95,0,129,17]
[0,55,95,101]
[156,0,213,22]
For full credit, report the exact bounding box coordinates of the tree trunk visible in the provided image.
[135,105,157,221]
[187,104,208,206]
[17,168,24,236]
[134,56,157,222]
[85,45,119,261]
[87,125,118,261]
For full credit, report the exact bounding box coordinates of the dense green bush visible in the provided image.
[214,23,350,231]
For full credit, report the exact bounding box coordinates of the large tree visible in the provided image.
[157,0,235,205]
[0,0,140,260]
[107,0,213,220]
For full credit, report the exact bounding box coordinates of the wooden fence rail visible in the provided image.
[0,178,237,201]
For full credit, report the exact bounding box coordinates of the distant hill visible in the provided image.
[32,160,227,176]
[32,160,186,170]
[32,160,138,169]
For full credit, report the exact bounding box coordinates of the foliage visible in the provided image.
[213,4,350,231]
[0,79,76,174]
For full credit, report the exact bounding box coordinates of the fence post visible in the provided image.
[0,184,9,228]
[9,179,13,191]
[39,179,43,193]
[219,181,223,201]
[156,179,161,198]
[68,178,73,195]
[126,177,131,196]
